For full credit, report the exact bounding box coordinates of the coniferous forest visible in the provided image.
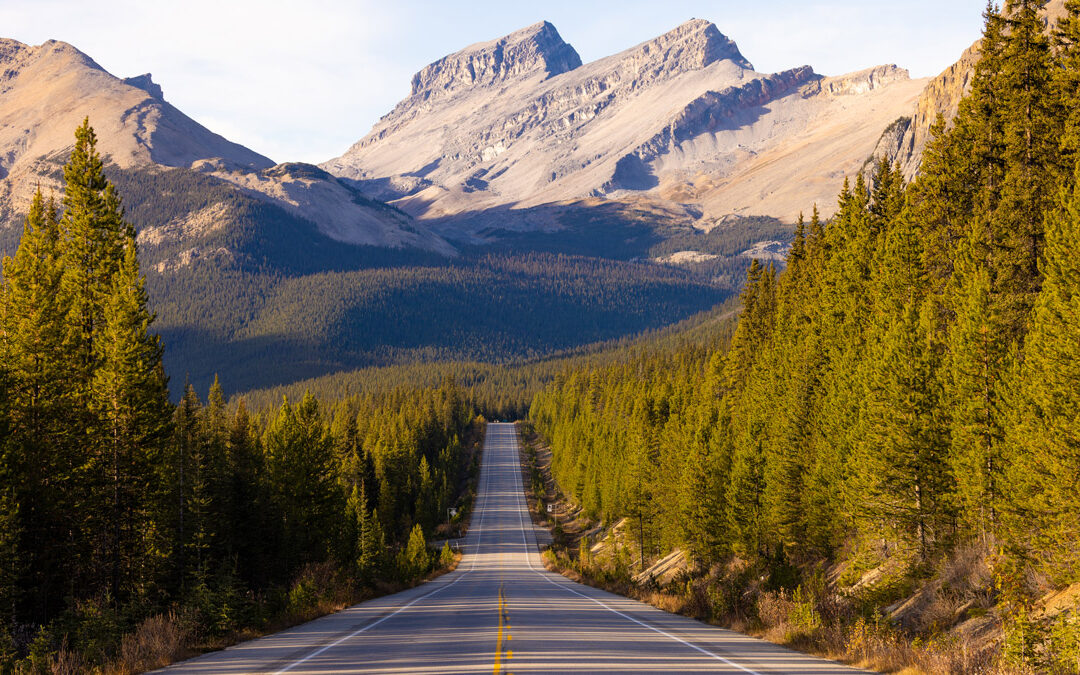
[531,1,1080,671]
[4,1,1080,673]
[0,121,480,671]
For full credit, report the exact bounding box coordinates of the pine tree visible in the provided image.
[0,368,20,628]
[0,190,71,621]
[678,440,727,564]
[860,300,952,556]
[1003,165,1080,584]
[89,237,171,599]
[60,119,130,387]
[359,499,385,583]
[1054,0,1080,168]
[400,524,429,580]
[994,0,1058,336]
[948,264,1008,537]
[264,393,339,573]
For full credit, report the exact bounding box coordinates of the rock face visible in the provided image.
[874,0,1067,180]
[324,19,927,234]
[409,21,581,103]
[0,37,453,257]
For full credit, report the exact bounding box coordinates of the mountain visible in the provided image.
[323,19,927,237]
[0,20,960,396]
[0,37,454,260]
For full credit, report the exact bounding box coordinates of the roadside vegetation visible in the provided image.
[0,121,483,672]
[529,2,1080,672]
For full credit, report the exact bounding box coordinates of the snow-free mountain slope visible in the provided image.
[0,37,453,258]
[325,19,926,232]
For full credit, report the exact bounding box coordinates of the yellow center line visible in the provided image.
[494,584,504,673]
[494,583,516,674]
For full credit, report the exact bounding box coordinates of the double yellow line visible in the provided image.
[494,584,513,673]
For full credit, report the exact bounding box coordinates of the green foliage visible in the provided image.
[530,2,1080,636]
[398,525,430,581]
[0,121,481,669]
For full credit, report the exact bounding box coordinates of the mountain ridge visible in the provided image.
[0,36,454,258]
[323,18,925,233]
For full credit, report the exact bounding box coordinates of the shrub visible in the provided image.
[285,562,353,620]
[117,613,189,673]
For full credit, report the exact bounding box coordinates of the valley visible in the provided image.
[3,2,1080,673]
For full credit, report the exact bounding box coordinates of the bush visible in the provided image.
[117,613,189,673]
[285,562,353,620]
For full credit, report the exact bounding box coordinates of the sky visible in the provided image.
[0,1,988,164]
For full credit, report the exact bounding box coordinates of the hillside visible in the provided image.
[873,0,1067,177]
[0,37,453,258]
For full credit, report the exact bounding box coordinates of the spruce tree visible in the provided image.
[89,238,171,598]
[947,264,1008,537]
[860,300,952,556]
[1003,165,1080,584]
[995,0,1057,335]
[1054,0,1080,169]
[0,190,71,620]
[60,119,130,387]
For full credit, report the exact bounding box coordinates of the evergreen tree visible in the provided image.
[60,119,130,387]
[1054,0,1080,168]
[1003,166,1080,584]
[994,0,1057,336]
[359,504,386,582]
[947,265,1008,537]
[861,300,952,556]
[264,393,339,573]
[0,190,71,621]
[678,441,727,564]
[88,237,171,599]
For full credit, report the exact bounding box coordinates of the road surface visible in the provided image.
[161,423,863,674]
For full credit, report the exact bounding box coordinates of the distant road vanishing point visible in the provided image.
[159,423,864,674]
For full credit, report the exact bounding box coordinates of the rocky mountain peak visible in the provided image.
[409,20,581,102]
[641,18,753,72]
[123,73,164,100]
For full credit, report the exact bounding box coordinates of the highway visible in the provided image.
[161,423,863,674]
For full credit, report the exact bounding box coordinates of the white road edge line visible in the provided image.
[506,425,762,675]
[272,439,493,675]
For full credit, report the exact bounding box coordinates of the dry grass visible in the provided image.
[541,542,1025,674]
[109,613,192,675]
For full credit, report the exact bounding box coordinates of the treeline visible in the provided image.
[150,250,731,395]
[0,121,477,671]
[531,1,1080,668]
[235,298,740,422]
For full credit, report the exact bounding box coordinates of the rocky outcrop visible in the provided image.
[819,64,909,96]
[873,0,1067,179]
[607,65,819,189]
[324,19,926,231]
[409,21,580,102]
[871,44,979,179]
[122,73,164,100]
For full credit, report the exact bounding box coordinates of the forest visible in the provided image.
[530,1,1080,671]
[0,121,481,672]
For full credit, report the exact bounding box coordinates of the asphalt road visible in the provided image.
[160,423,864,674]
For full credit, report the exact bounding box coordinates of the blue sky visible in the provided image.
[1,0,987,164]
